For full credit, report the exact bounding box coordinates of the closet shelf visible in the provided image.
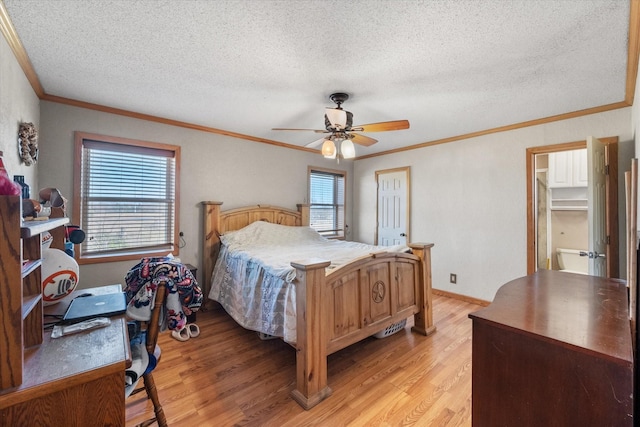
[550,206,588,211]
[550,198,588,211]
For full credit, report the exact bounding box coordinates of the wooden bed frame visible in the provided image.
[201,201,436,409]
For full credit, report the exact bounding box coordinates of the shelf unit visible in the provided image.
[549,184,588,211]
[550,198,588,211]
[0,195,68,390]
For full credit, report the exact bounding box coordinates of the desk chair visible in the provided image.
[127,281,168,427]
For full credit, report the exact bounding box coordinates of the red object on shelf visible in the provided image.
[0,151,22,196]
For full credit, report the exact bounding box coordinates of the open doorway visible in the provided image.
[526,137,619,278]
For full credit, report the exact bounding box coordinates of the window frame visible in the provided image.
[307,166,346,239]
[73,132,180,264]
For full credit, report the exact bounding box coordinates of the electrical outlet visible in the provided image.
[450,273,457,284]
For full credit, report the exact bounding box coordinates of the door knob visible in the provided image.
[400,233,406,237]
[580,251,606,258]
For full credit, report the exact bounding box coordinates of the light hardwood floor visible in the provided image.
[126,295,481,426]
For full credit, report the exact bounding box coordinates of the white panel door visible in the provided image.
[377,170,408,246]
[587,136,607,277]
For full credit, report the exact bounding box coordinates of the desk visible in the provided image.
[0,285,131,426]
[469,271,633,426]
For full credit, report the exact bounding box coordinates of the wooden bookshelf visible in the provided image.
[0,195,68,390]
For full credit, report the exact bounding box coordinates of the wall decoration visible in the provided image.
[18,122,38,166]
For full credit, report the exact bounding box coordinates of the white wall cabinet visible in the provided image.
[573,149,588,187]
[548,148,588,210]
[548,149,587,188]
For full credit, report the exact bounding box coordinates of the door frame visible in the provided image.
[375,166,411,245]
[526,136,619,277]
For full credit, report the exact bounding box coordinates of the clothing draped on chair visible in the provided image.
[124,256,203,331]
[124,257,203,426]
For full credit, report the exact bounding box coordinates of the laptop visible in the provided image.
[62,292,127,324]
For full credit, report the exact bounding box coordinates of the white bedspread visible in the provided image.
[209,221,408,343]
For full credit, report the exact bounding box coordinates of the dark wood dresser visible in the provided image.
[469,270,633,426]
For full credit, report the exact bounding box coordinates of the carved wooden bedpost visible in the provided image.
[290,258,332,409]
[408,243,436,336]
[296,204,310,226]
[201,201,223,301]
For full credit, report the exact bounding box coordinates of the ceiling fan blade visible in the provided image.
[325,108,347,128]
[352,120,410,133]
[305,137,329,148]
[272,127,328,133]
[350,133,378,146]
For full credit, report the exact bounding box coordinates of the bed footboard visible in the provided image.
[290,242,435,409]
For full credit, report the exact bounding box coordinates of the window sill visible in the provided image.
[77,249,178,265]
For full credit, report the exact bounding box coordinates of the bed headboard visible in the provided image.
[200,201,309,297]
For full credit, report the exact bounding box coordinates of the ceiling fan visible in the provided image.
[272,93,410,160]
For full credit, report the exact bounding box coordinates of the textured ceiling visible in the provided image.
[2,0,633,157]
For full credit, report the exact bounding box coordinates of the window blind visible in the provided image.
[309,170,345,237]
[80,140,176,257]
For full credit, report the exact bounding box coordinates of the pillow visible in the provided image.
[220,221,325,248]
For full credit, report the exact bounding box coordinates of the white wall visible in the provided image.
[38,101,353,289]
[353,109,634,301]
[0,32,39,188]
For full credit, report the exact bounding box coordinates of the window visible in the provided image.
[73,132,180,263]
[308,167,345,238]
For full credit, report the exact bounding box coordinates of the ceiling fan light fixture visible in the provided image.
[341,139,356,159]
[272,91,407,161]
[321,139,337,158]
[326,108,347,129]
